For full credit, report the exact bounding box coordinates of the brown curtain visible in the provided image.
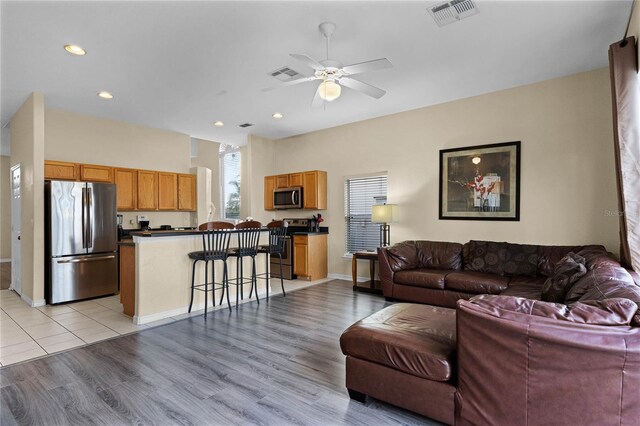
[609,36,640,272]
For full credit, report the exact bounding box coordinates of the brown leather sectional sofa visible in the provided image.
[340,240,640,425]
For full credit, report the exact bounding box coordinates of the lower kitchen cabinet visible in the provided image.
[293,234,328,280]
[119,244,136,317]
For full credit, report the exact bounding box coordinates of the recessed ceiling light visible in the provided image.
[97,91,113,99]
[272,112,284,119]
[64,44,86,56]
[213,121,224,127]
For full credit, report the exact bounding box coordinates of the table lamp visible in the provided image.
[371,204,398,247]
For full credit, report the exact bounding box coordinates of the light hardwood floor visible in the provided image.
[0,280,439,425]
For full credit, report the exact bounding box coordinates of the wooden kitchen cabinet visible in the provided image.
[137,170,158,210]
[303,170,327,210]
[114,168,138,211]
[44,160,79,181]
[264,176,276,211]
[276,174,290,188]
[80,164,114,183]
[293,234,328,280]
[119,244,136,317]
[158,172,178,210]
[289,172,303,187]
[178,174,196,211]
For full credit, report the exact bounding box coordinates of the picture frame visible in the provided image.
[439,141,520,221]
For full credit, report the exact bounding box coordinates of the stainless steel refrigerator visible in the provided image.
[45,180,118,304]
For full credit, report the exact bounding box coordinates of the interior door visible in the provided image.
[87,183,117,254]
[10,164,21,295]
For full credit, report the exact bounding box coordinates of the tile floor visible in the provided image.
[0,277,331,367]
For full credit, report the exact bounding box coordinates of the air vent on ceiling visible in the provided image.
[428,0,479,27]
[238,123,254,128]
[268,66,303,82]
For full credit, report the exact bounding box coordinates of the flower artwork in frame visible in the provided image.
[439,141,520,221]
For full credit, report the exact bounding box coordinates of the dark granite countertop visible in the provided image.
[290,231,330,235]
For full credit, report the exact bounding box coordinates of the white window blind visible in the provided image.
[344,174,387,255]
[220,145,241,219]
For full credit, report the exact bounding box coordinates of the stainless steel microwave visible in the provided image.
[274,187,303,209]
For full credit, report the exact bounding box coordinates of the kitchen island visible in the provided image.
[126,229,271,325]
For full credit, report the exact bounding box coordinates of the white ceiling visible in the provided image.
[0,0,633,153]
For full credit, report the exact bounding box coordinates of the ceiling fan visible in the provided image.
[263,22,393,106]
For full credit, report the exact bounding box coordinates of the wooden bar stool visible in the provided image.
[188,221,234,315]
[255,220,287,300]
[228,221,262,309]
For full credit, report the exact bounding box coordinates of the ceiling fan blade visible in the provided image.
[311,85,324,108]
[290,53,325,71]
[339,77,386,99]
[262,76,317,92]
[342,58,393,76]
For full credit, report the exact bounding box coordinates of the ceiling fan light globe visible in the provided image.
[318,80,341,101]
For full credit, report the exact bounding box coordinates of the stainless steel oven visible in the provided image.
[273,187,303,209]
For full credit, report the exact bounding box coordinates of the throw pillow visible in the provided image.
[541,252,587,303]
[463,240,506,275]
[503,243,539,277]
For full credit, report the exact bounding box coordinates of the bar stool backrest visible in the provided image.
[199,222,233,260]
[267,220,287,254]
[234,221,262,257]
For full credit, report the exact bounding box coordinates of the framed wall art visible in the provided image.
[439,141,520,220]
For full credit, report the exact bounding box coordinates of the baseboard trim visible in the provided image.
[0,258,10,263]
[20,293,46,307]
[328,273,368,283]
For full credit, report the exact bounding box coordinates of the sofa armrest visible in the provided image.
[455,295,640,426]
[377,247,396,298]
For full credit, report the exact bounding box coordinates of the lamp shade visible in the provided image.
[317,80,341,101]
[371,204,398,223]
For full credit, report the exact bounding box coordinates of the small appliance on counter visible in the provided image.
[137,215,150,231]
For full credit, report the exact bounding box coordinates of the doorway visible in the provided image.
[10,163,21,295]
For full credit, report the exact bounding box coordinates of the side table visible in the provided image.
[352,251,382,294]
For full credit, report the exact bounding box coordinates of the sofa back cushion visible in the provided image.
[384,240,419,272]
[415,241,463,270]
[537,244,614,276]
[541,252,587,303]
[463,240,506,275]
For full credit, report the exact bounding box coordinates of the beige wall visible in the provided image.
[245,134,277,225]
[252,68,618,278]
[10,93,46,304]
[190,138,221,223]
[45,108,194,229]
[0,156,11,260]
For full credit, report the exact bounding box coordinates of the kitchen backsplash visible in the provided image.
[119,211,197,229]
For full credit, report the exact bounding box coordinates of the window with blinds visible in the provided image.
[220,144,241,219]
[344,174,388,255]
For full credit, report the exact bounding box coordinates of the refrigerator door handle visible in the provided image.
[87,189,93,248]
[81,187,87,249]
[57,255,116,264]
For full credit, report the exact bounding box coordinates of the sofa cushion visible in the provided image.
[415,241,463,270]
[503,243,538,277]
[468,295,638,326]
[394,269,449,289]
[385,241,419,272]
[463,240,506,275]
[564,267,640,326]
[537,245,589,277]
[445,271,510,294]
[339,304,456,382]
[541,253,587,303]
[500,276,546,300]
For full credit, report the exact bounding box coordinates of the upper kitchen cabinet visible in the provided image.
[44,160,79,181]
[289,173,303,187]
[114,168,137,211]
[303,171,327,210]
[158,172,178,210]
[137,170,158,210]
[275,174,290,188]
[177,174,196,211]
[80,164,114,183]
[264,176,276,211]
